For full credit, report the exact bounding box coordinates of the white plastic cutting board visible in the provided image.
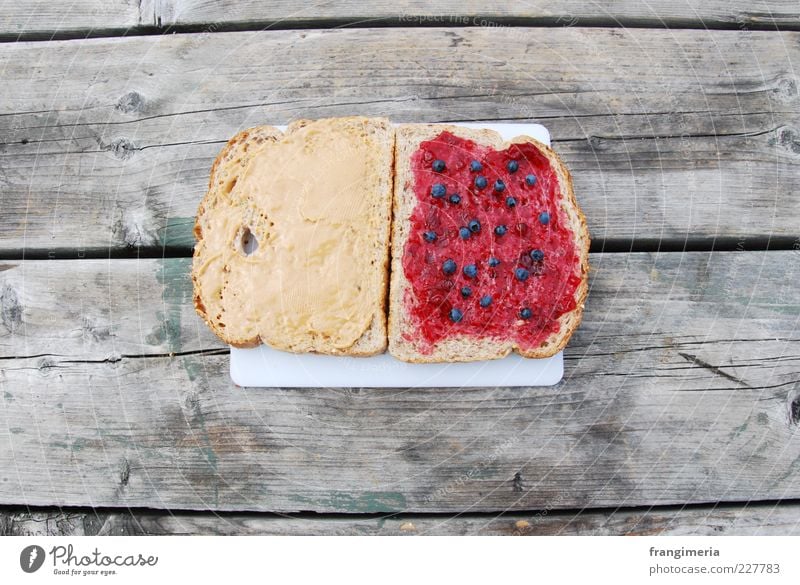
[230,123,564,388]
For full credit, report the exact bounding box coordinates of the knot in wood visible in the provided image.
[116,91,145,114]
[104,138,137,160]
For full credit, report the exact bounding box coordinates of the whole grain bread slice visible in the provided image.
[192,117,394,355]
[388,124,590,363]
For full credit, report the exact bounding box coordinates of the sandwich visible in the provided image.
[192,118,589,363]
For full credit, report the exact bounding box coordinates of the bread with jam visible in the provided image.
[387,124,590,362]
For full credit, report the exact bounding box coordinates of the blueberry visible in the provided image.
[468,219,481,233]
[480,295,492,308]
[538,211,550,225]
[488,257,500,267]
[494,179,506,192]
[431,183,446,198]
[432,159,446,172]
[459,227,471,240]
[519,307,532,320]
[470,160,483,172]
[475,175,488,189]
[423,231,437,243]
[461,286,473,298]
[507,160,519,173]
[449,193,461,204]
[530,249,544,262]
[463,264,478,279]
[515,267,530,281]
[525,174,537,186]
[506,196,517,208]
[443,259,457,275]
[450,307,464,323]
[494,224,508,236]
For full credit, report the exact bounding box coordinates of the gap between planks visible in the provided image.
[2,236,800,262]
[3,6,800,43]
[2,499,800,535]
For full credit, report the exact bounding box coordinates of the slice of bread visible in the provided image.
[388,124,590,362]
[192,117,394,355]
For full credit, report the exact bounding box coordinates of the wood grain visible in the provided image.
[157,1,800,30]
[1,251,798,512]
[0,28,798,254]
[3,503,799,535]
[0,0,142,38]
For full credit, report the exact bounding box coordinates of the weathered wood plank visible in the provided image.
[0,251,798,512]
[2,1,798,39]
[1,28,799,254]
[158,1,800,30]
[3,503,799,535]
[0,256,222,358]
[0,0,143,38]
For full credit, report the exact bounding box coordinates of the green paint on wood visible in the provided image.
[292,491,408,513]
[9,427,23,434]
[145,310,182,348]
[178,358,218,470]
[96,430,135,449]
[159,217,196,249]
[182,356,203,382]
[201,446,219,476]
[178,360,220,507]
[149,261,219,508]
[729,421,749,439]
[775,452,800,482]
[3,391,12,401]
[154,258,193,353]
[71,438,90,452]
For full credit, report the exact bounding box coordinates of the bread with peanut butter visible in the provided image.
[192,117,394,355]
[388,124,590,363]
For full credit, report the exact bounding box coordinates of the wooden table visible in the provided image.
[1,1,799,536]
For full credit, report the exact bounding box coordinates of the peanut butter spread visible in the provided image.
[194,122,382,351]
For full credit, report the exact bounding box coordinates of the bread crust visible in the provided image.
[191,117,394,355]
[192,125,282,348]
[387,124,590,363]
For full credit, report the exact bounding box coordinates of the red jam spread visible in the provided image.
[401,131,582,352]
